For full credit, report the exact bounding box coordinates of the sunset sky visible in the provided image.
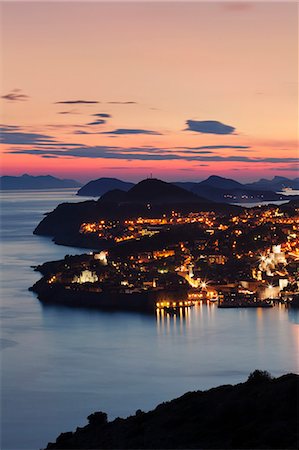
[1,1,298,182]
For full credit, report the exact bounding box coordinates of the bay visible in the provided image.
[1,189,298,450]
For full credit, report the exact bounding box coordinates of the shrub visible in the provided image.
[247,370,273,383]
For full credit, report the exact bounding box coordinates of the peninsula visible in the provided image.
[30,182,299,311]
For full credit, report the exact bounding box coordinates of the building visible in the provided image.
[72,270,98,284]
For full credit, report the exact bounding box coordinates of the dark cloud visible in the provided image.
[193,145,249,150]
[7,145,299,165]
[178,168,196,171]
[186,120,236,135]
[1,89,29,102]
[92,113,111,118]
[0,125,21,131]
[101,128,162,135]
[176,145,250,151]
[1,131,56,145]
[55,100,99,104]
[179,150,214,154]
[107,101,137,105]
[0,127,82,147]
[87,119,106,126]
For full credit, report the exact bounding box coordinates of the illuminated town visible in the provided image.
[32,202,299,312]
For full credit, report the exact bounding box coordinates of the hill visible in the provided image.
[77,178,134,197]
[45,371,298,449]
[199,175,244,190]
[245,176,299,192]
[77,176,296,203]
[0,174,81,190]
[176,175,288,203]
[100,178,207,204]
[34,178,242,247]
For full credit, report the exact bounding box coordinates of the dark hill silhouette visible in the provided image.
[77,178,134,197]
[198,175,243,190]
[0,174,81,190]
[46,371,298,449]
[245,176,299,191]
[77,176,295,203]
[34,178,242,247]
[99,188,129,203]
[176,176,289,203]
[100,178,207,204]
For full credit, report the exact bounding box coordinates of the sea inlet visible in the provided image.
[1,189,298,450]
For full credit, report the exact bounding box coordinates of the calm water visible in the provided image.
[1,190,298,450]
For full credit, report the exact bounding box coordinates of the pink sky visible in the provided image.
[1,2,298,182]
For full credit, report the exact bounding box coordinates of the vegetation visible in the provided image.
[46,372,298,449]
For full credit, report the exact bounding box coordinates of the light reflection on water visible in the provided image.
[0,189,298,450]
[156,304,218,336]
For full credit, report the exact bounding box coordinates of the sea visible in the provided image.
[1,189,298,450]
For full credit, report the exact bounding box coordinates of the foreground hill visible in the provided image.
[77,177,134,197]
[46,371,298,449]
[0,174,81,190]
[34,178,241,247]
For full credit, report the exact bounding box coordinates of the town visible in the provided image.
[31,202,299,312]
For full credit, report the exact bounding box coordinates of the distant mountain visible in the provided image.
[0,174,81,190]
[175,175,287,203]
[77,178,134,197]
[245,176,299,192]
[77,175,298,203]
[199,175,244,190]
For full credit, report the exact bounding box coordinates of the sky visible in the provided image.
[1,1,298,182]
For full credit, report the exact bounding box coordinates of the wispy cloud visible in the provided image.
[7,144,298,165]
[58,110,79,115]
[0,126,82,147]
[55,100,99,104]
[176,145,250,151]
[73,130,94,135]
[92,113,111,118]
[1,89,29,102]
[101,128,162,135]
[107,101,137,105]
[269,165,299,172]
[186,120,236,135]
[1,130,56,145]
[87,119,107,126]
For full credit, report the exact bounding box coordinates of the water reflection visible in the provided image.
[288,307,299,325]
[2,189,299,450]
[156,303,217,335]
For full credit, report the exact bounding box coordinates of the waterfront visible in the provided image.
[1,190,298,450]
